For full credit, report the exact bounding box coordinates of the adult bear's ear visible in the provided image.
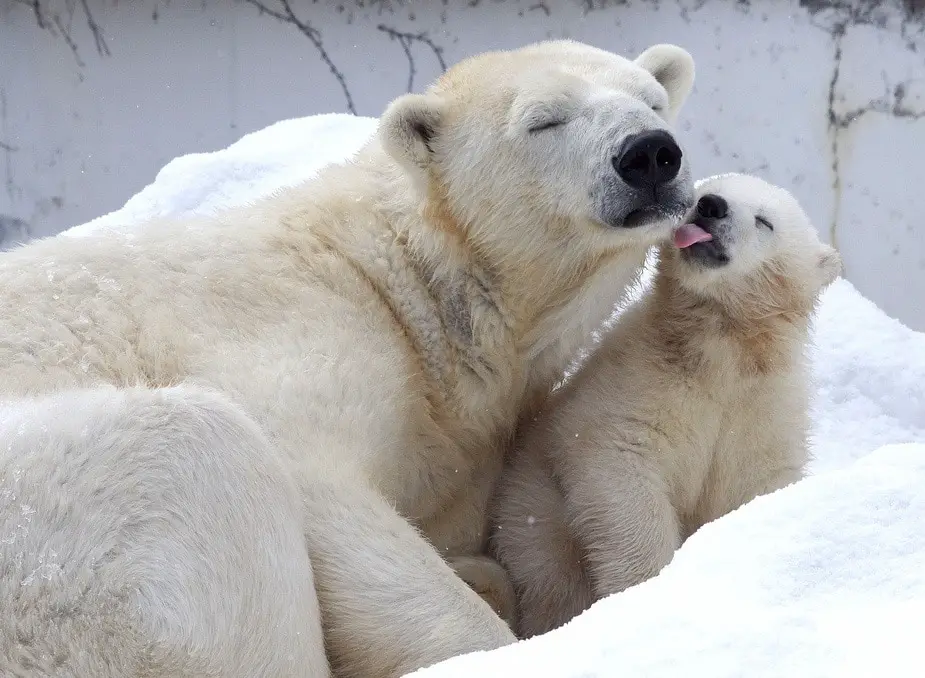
[635,44,695,123]
[380,93,447,180]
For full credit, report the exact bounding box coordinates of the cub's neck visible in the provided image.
[642,249,815,380]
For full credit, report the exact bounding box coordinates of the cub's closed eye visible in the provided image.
[756,216,774,231]
[528,120,566,133]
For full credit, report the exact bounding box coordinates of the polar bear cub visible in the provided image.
[490,173,843,638]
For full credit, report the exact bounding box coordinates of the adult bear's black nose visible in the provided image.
[613,130,683,190]
[696,193,728,220]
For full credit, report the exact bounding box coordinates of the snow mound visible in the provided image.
[411,442,925,678]
[61,114,925,677]
[810,279,925,474]
[66,114,379,237]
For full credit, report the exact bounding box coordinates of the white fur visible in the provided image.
[0,40,695,677]
[1,386,328,677]
[490,174,843,638]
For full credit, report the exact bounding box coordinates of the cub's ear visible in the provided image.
[380,93,447,179]
[635,44,695,123]
[817,244,843,288]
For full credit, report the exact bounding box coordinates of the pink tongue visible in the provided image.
[673,223,713,249]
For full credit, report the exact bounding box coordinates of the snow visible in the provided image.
[411,444,925,678]
[64,115,925,677]
[65,114,379,238]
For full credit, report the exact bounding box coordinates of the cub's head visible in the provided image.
[379,40,696,259]
[668,173,842,306]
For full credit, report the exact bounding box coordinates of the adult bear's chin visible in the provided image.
[617,195,693,230]
[621,205,670,229]
[595,180,694,231]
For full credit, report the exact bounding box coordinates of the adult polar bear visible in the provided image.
[0,41,695,677]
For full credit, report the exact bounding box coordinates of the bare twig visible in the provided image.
[52,11,85,67]
[12,0,46,29]
[79,0,111,57]
[377,25,447,93]
[14,0,110,65]
[244,0,357,114]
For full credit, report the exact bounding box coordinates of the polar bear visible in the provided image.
[490,173,842,638]
[0,40,696,677]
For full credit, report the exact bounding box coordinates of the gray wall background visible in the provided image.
[2,0,924,329]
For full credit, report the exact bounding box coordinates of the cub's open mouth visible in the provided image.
[674,219,729,267]
[674,221,712,248]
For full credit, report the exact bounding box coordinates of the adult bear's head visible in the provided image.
[379,40,696,261]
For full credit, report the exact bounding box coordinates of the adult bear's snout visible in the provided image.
[612,130,683,190]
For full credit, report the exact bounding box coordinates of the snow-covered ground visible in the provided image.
[66,115,925,677]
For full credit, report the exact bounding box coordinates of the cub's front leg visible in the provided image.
[490,449,594,638]
[560,450,682,601]
[691,461,805,536]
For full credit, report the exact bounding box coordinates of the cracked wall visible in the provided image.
[1,0,924,329]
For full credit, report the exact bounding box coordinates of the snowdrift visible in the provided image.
[66,114,925,677]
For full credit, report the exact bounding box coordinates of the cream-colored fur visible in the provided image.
[0,40,696,677]
[490,174,842,638]
[0,386,327,677]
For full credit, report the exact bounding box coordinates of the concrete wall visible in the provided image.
[2,0,924,329]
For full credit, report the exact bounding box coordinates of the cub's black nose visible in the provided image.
[613,130,683,190]
[696,193,728,220]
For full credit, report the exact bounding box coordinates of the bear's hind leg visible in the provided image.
[447,554,518,631]
[297,471,516,678]
[0,385,330,678]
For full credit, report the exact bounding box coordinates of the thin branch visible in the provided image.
[12,0,46,29]
[243,0,356,115]
[79,0,111,57]
[380,26,416,92]
[377,25,447,93]
[14,0,110,65]
[52,11,85,67]
[240,0,291,23]
[378,24,447,72]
